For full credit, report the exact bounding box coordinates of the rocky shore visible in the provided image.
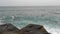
[0,23,50,34]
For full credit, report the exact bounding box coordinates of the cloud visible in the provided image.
[0,0,60,6]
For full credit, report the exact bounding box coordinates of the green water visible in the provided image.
[0,16,60,34]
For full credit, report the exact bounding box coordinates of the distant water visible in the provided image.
[0,6,60,34]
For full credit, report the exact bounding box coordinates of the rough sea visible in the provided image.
[0,6,60,34]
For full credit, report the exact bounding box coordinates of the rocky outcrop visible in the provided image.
[0,23,50,34]
[0,23,20,34]
[19,24,50,34]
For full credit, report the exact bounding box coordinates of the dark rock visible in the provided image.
[0,23,50,34]
[0,23,20,34]
[2,31,19,34]
[20,24,50,34]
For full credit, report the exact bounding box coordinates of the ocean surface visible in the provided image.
[0,6,60,34]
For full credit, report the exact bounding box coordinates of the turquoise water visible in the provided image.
[0,6,60,34]
[1,15,60,34]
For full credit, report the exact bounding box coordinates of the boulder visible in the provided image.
[0,23,50,34]
[19,24,50,34]
[0,23,20,34]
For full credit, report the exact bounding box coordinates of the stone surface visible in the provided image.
[20,24,50,34]
[0,24,50,34]
[0,23,20,34]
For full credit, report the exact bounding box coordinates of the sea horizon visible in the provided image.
[0,6,60,34]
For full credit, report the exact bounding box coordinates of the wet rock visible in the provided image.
[20,24,50,34]
[0,23,50,34]
[2,31,19,34]
[0,23,20,34]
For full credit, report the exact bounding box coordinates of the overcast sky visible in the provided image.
[0,0,60,6]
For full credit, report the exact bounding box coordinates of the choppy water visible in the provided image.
[0,6,60,34]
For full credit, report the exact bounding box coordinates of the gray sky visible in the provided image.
[0,0,60,6]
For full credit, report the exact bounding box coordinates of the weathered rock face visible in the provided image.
[2,31,19,34]
[19,24,50,34]
[0,23,20,31]
[0,24,50,34]
[0,23,20,34]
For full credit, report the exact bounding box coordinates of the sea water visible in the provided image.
[0,6,60,34]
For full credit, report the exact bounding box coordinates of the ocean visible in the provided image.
[0,6,60,34]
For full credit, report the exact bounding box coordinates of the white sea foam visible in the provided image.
[0,6,60,34]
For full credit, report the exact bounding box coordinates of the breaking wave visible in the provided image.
[0,15,60,34]
[0,6,60,34]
